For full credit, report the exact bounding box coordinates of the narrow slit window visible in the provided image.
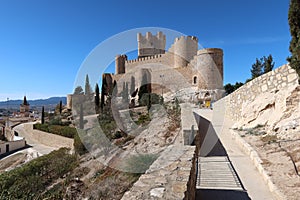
[193,76,197,84]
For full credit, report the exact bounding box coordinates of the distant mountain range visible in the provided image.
[0,97,67,110]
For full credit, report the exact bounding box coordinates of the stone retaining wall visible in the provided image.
[23,123,74,149]
[223,64,298,121]
[121,145,197,200]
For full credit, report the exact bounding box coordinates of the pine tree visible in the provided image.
[251,58,263,79]
[74,86,84,95]
[263,55,275,73]
[95,83,100,113]
[288,0,300,83]
[85,74,92,95]
[125,82,129,104]
[41,106,45,124]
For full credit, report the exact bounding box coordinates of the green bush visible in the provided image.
[48,125,77,138]
[34,123,77,139]
[74,130,87,155]
[136,113,151,125]
[124,153,158,174]
[139,93,161,106]
[33,123,49,132]
[0,148,77,199]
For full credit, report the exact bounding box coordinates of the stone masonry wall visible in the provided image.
[221,64,298,121]
[121,145,197,200]
[23,123,74,149]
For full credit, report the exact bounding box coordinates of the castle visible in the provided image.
[105,31,224,102]
[67,31,224,110]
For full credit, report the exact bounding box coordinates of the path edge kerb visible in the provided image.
[230,130,286,200]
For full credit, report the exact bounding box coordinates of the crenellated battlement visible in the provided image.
[197,48,223,55]
[174,35,198,43]
[137,31,166,58]
[126,54,163,64]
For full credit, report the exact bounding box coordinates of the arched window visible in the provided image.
[193,76,197,84]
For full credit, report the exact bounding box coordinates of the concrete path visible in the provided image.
[193,101,277,200]
[13,123,56,155]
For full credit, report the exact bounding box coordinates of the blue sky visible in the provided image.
[0,0,291,101]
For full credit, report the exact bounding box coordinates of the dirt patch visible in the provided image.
[235,126,300,200]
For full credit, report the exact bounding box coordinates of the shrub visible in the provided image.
[33,123,49,132]
[48,125,77,138]
[0,148,77,199]
[139,93,161,107]
[124,153,159,174]
[136,113,151,125]
[34,123,77,139]
[74,131,87,155]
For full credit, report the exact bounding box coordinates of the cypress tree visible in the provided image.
[112,80,118,97]
[124,82,129,105]
[79,104,84,129]
[130,76,135,96]
[288,0,300,83]
[41,106,45,124]
[85,74,92,95]
[59,100,62,114]
[95,83,100,113]
[100,75,107,110]
[138,73,149,101]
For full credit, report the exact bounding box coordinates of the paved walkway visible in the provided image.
[192,100,277,200]
[13,123,56,155]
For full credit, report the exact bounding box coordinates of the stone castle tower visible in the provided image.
[110,31,224,101]
[20,96,30,117]
[137,31,166,58]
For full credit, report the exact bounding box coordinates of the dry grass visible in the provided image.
[261,135,278,144]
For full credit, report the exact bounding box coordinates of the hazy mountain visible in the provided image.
[0,97,67,110]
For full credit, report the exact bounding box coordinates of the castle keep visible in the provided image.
[108,31,224,102]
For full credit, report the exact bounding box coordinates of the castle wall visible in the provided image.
[125,52,174,70]
[121,145,197,200]
[217,64,298,122]
[113,63,195,97]
[110,32,224,100]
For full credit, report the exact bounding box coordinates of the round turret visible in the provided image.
[173,36,198,68]
[197,48,223,89]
